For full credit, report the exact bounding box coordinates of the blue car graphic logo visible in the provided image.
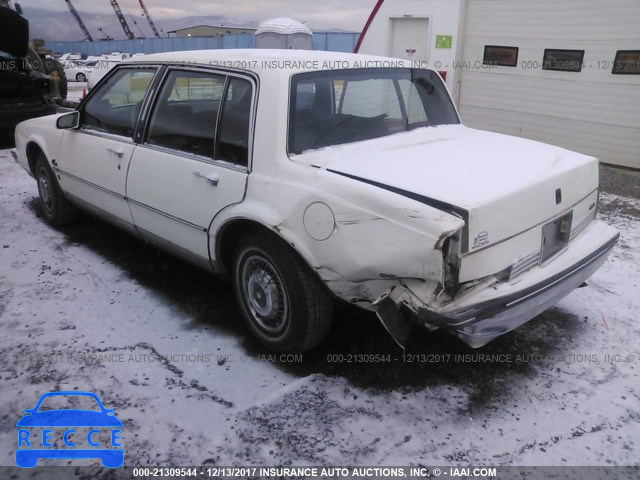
[16,391,123,468]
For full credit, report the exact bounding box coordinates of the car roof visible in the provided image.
[122,48,423,75]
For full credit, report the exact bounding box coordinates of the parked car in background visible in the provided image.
[64,60,94,82]
[0,5,57,133]
[58,53,83,62]
[13,50,619,352]
[86,59,122,90]
[102,52,131,60]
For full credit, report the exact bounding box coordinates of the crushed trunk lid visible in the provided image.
[294,125,599,253]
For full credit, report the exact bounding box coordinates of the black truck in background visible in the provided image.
[0,5,60,134]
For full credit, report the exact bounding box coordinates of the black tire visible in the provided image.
[232,233,333,353]
[35,154,78,226]
[76,73,87,82]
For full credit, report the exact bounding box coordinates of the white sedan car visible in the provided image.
[63,60,94,82]
[13,50,619,352]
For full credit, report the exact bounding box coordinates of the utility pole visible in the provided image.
[109,0,135,39]
[138,0,161,38]
[63,0,94,41]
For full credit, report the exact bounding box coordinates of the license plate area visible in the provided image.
[540,211,573,265]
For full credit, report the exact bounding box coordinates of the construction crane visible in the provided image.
[97,27,113,40]
[138,0,161,38]
[63,0,94,41]
[109,0,135,39]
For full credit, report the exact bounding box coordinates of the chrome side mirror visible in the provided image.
[56,111,80,130]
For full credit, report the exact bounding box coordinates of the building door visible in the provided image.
[389,17,430,62]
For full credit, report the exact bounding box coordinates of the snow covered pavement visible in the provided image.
[0,148,639,469]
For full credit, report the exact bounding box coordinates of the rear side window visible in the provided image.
[146,70,253,166]
[216,77,253,166]
[82,68,156,138]
[146,70,226,158]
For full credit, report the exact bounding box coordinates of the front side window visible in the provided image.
[82,67,156,137]
[289,68,459,155]
[147,70,226,159]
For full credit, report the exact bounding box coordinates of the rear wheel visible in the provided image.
[232,233,333,352]
[35,154,78,226]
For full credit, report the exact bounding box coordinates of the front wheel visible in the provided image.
[35,154,78,226]
[232,234,333,353]
[76,72,87,82]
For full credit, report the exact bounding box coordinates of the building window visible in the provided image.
[483,46,519,67]
[542,49,585,72]
[612,50,640,75]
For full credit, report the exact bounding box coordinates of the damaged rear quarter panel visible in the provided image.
[211,161,465,306]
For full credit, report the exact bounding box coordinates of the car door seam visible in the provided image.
[56,169,126,200]
[127,198,207,232]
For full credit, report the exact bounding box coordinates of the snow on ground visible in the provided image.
[0,147,639,471]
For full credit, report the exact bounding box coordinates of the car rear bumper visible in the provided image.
[376,220,619,348]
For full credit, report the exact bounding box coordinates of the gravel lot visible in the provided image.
[0,109,638,475]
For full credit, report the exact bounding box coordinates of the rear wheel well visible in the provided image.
[26,142,45,177]
[217,220,280,274]
[216,220,302,275]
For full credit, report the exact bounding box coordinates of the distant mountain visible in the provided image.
[21,7,260,42]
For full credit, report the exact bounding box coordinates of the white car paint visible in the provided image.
[63,60,94,82]
[13,49,619,351]
[86,59,122,90]
[58,53,82,62]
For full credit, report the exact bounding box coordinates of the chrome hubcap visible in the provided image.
[38,169,53,211]
[242,255,288,333]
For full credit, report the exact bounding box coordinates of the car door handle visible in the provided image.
[106,147,124,158]
[193,171,220,187]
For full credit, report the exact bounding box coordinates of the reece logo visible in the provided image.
[15,391,123,468]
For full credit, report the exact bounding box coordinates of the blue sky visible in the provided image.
[15,0,378,31]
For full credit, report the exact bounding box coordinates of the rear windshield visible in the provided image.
[288,68,459,155]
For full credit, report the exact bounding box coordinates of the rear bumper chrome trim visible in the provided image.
[376,224,619,349]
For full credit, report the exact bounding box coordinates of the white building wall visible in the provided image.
[458,0,640,168]
[357,0,464,90]
[357,0,640,168]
